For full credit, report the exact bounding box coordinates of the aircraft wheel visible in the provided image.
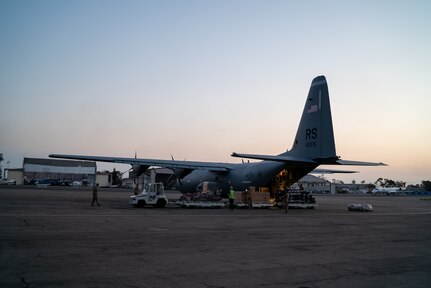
[155,199,166,208]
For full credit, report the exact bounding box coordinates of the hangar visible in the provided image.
[23,157,96,185]
[298,174,332,193]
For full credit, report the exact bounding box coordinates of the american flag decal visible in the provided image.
[307,104,318,113]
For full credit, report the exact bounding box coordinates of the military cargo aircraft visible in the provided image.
[50,76,386,194]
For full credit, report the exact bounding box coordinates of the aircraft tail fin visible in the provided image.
[232,76,386,166]
[287,76,337,162]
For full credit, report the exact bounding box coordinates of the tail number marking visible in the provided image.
[306,128,317,148]
[306,128,317,140]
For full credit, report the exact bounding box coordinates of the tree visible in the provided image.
[422,181,431,192]
[375,178,383,186]
[375,178,397,187]
[111,168,122,186]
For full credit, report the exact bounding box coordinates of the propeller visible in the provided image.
[131,150,140,194]
[120,167,133,176]
[171,154,183,186]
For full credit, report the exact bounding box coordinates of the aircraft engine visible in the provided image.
[132,165,149,177]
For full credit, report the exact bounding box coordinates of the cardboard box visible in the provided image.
[235,191,246,203]
[250,191,270,203]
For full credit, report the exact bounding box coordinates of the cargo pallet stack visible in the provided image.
[235,187,274,208]
[285,189,318,209]
[176,192,225,208]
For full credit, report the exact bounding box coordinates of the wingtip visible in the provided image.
[335,159,389,166]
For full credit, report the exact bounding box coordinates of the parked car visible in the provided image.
[0,179,16,185]
[58,180,72,186]
[35,180,51,187]
[71,181,82,187]
[348,203,373,212]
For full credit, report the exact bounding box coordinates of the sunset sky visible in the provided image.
[1,0,430,184]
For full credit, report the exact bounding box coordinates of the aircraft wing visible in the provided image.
[231,152,316,164]
[334,159,387,166]
[49,154,231,172]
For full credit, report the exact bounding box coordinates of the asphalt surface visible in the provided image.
[1,186,430,288]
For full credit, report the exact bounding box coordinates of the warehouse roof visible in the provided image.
[299,174,330,184]
[23,157,96,168]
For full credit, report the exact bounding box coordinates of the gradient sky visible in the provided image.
[1,0,430,185]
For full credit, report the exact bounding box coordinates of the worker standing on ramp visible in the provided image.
[284,190,289,214]
[92,183,101,206]
[228,186,235,211]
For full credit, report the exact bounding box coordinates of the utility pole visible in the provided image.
[0,153,3,180]
[5,161,10,179]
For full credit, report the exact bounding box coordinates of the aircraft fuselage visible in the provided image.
[178,160,317,194]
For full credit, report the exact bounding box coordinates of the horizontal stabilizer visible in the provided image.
[335,159,387,166]
[231,152,316,164]
[311,168,358,174]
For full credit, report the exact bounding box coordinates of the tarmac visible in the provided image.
[1,186,430,288]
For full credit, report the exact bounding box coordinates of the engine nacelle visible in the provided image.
[132,165,149,177]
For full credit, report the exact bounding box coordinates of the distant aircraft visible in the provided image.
[372,187,404,195]
[50,76,386,194]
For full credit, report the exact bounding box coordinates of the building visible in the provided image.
[130,168,177,189]
[23,158,96,185]
[297,174,332,193]
[121,177,135,189]
[96,171,113,187]
[6,168,24,185]
[332,181,374,194]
